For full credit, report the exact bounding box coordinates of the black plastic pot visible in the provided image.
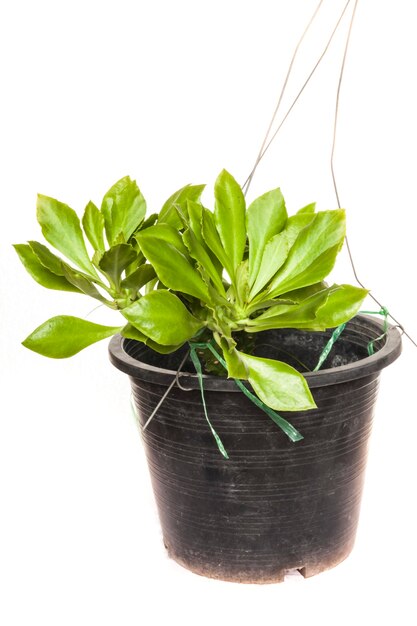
[109,315,401,583]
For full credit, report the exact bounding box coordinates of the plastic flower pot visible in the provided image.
[109,314,401,583]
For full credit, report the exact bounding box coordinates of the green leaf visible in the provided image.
[315,284,368,327]
[101,176,146,246]
[187,200,224,276]
[137,226,210,302]
[159,184,205,228]
[14,244,82,293]
[201,208,234,280]
[28,240,67,276]
[136,223,189,256]
[214,170,246,280]
[238,352,316,411]
[284,211,317,248]
[120,265,156,291]
[98,243,138,290]
[246,283,367,332]
[82,201,105,253]
[22,316,123,358]
[248,286,332,331]
[235,259,250,305]
[61,264,110,304]
[267,210,346,296]
[36,194,96,276]
[140,213,158,230]
[182,228,225,295]
[246,187,287,287]
[221,341,248,379]
[187,200,204,243]
[281,282,329,302]
[122,290,204,345]
[121,324,183,353]
[249,231,289,299]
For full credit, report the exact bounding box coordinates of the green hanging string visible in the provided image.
[314,307,390,370]
[189,341,304,446]
[189,344,229,459]
[313,322,347,372]
[361,307,389,355]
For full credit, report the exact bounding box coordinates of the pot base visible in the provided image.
[164,535,355,584]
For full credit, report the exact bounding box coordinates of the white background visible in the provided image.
[1,1,416,624]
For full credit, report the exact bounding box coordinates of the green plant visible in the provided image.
[15,169,367,414]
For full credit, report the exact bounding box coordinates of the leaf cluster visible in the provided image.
[15,171,368,413]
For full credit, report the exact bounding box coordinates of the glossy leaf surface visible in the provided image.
[82,201,105,252]
[14,244,81,292]
[183,228,225,295]
[246,188,287,287]
[122,290,204,345]
[101,176,146,246]
[23,316,122,358]
[37,194,96,276]
[214,170,246,280]
[267,210,346,296]
[137,226,210,302]
[239,352,317,411]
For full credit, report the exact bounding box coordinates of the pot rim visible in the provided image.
[108,314,402,390]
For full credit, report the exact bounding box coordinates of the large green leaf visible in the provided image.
[267,210,346,296]
[22,316,123,358]
[246,188,287,287]
[82,201,105,253]
[137,226,210,302]
[214,170,246,280]
[182,228,225,295]
[238,352,317,411]
[36,194,96,276]
[98,243,138,290]
[249,231,289,299]
[315,284,368,327]
[14,244,82,293]
[122,290,204,345]
[101,176,146,246]
[159,184,205,228]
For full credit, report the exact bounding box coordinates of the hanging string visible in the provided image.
[313,308,390,371]
[330,0,417,348]
[243,0,352,195]
[141,350,190,431]
[243,0,325,195]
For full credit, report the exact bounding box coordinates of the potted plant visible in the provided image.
[14,169,401,583]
